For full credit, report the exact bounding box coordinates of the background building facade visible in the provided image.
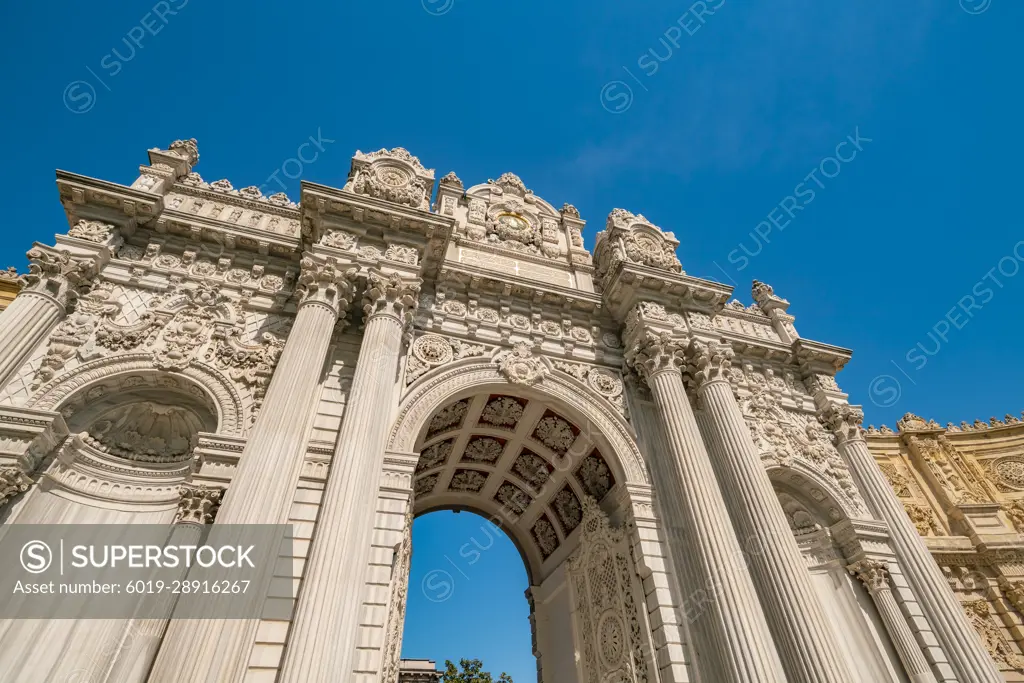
[0,139,1010,682]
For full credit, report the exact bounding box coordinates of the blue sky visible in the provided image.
[1,0,1021,679]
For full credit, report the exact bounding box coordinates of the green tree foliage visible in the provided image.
[440,658,513,683]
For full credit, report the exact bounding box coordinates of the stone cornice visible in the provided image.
[793,339,852,374]
[599,260,732,322]
[436,262,603,315]
[300,180,455,247]
[56,170,161,234]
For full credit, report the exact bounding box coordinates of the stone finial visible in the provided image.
[487,172,530,197]
[751,279,790,315]
[592,209,682,287]
[561,203,580,218]
[439,171,463,188]
[896,413,932,432]
[168,138,200,166]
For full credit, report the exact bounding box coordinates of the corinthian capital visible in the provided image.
[847,559,889,594]
[296,256,358,315]
[362,269,421,326]
[0,465,31,508]
[175,484,224,525]
[624,330,685,382]
[686,339,734,389]
[819,403,865,444]
[21,246,98,310]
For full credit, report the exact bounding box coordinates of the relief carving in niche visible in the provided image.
[575,450,615,501]
[426,400,469,439]
[531,411,578,456]
[963,599,1023,671]
[904,502,944,536]
[567,497,650,683]
[448,468,489,494]
[531,514,559,559]
[911,436,991,504]
[990,458,1024,492]
[879,463,912,497]
[494,480,532,518]
[512,449,553,492]
[551,484,583,535]
[461,436,504,465]
[478,395,527,431]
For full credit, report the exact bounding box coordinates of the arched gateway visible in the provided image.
[0,140,1003,682]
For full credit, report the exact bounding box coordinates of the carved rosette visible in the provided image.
[495,342,548,386]
[296,257,358,315]
[819,403,865,444]
[20,246,99,311]
[0,466,32,507]
[362,270,421,327]
[175,484,224,525]
[623,331,685,383]
[405,334,486,384]
[847,559,890,595]
[685,339,734,390]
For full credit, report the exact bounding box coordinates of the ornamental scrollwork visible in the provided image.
[405,334,487,385]
[21,246,98,310]
[567,497,650,683]
[68,219,115,243]
[495,342,548,386]
[552,361,627,419]
[962,599,1023,671]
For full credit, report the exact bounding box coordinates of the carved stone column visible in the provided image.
[278,270,420,683]
[848,559,937,683]
[148,256,356,683]
[624,328,785,683]
[688,339,855,683]
[0,245,98,389]
[105,485,224,683]
[822,403,1002,683]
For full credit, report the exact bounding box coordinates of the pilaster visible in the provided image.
[623,305,786,683]
[147,255,356,683]
[687,337,855,683]
[820,401,1003,682]
[278,269,420,683]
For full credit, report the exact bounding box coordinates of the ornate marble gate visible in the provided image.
[0,139,1006,682]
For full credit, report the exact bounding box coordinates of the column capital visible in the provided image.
[175,484,224,525]
[296,255,358,316]
[0,465,31,508]
[818,402,865,444]
[623,330,686,382]
[847,559,890,594]
[685,338,735,390]
[21,245,99,311]
[362,269,421,327]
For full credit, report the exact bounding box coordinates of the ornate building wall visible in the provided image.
[0,138,1009,682]
[0,268,19,312]
[870,412,1024,680]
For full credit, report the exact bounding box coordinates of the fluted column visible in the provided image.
[624,327,786,683]
[688,340,855,683]
[0,246,97,390]
[105,485,224,683]
[822,403,1002,683]
[278,269,420,683]
[848,559,937,683]
[148,256,356,683]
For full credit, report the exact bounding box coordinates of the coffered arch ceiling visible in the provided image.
[413,392,621,579]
